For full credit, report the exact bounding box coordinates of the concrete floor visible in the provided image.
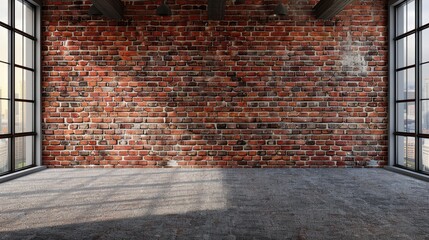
[0,169,428,240]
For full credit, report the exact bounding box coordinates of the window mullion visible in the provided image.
[10,0,15,172]
[415,0,420,172]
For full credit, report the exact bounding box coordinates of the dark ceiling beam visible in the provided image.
[88,5,103,16]
[90,0,124,19]
[208,0,226,20]
[313,0,355,20]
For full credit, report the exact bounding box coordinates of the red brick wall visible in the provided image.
[41,0,389,168]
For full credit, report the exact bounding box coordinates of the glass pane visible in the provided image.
[15,136,33,169]
[0,100,9,134]
[397,70,405,100]
[397,3,406,36]
[407,0,415,31]
[0,0,9,24]
[15,0,34,36]
[421,138,429,172]
[396,35,415,68]
[15,101,33,133]
[397,102,415,133]
[397,38,406,68]
[397,103,406,132]
[0,99,10,134]
[0,63,9,98]
[422,29,429,63]
[397,68,415,100]
[397,0,416,35]
[15,0,23,32]
[423,64,429,98]
[407,34,415,66]
[407,102,416,132]
[422,0,429,26]
[0,27,9,63]
[15,67,33,100]
[15,33,33,68]
[397,136,415,169]
[0,138,9,173]
[407,68,415,99]
[23,1,34,36]
[422,101,429,133]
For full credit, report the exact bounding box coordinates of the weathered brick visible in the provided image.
[41,0,388,168]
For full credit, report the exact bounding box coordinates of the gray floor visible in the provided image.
[0,169,428,240]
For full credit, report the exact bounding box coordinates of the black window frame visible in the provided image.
[0,0,39,176]
[391,0,429,175]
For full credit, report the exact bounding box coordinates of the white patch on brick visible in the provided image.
[340,32,368,75]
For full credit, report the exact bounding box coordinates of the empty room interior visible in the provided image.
[1,0,429,239]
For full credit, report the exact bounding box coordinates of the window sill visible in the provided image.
[385,166,429,182]
[0,166,46,183]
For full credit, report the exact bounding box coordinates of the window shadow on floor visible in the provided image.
[1,168,429,239]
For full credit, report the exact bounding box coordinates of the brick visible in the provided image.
[41,0,388,168]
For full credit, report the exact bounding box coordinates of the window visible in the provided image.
[392,0,429,174]
[0,0,40,175]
